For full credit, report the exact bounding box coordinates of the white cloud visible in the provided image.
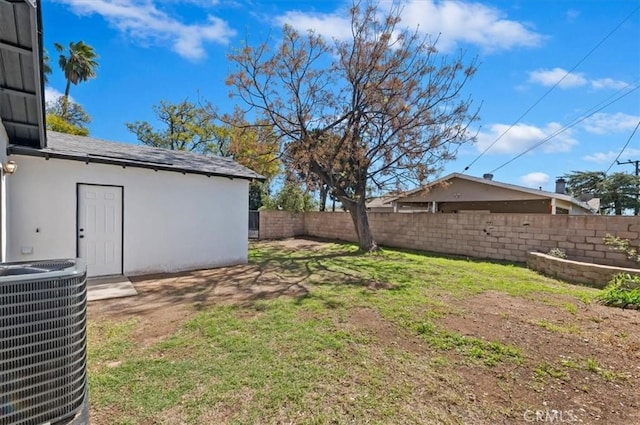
[520,172,549,188]
[165,0,219,6]
[54,0,235,60]
[476,122,577,154]
[277,0,543,53]
[528,67,630,90]
[566,9,580,21]
[276,11,353,41]
[583,149,640,164]
[44,87,74,105]
[528,68,587,89]
[582,112,640,135]
[590,78,630,90]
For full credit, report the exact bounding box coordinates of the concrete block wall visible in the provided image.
[259,211,305,240]
[304,212,358,242]
[527,252,640,288]
[260,211,640,269]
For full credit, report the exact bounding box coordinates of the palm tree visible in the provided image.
[54,41,99,118]
[42,49,52,84]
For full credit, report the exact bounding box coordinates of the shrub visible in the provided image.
[599,273,640,309]
[260,183,316,213]
[603,234,640,263]
[547,248,567,259]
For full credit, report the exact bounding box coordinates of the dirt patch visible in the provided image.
[89,263,308,320]
[339,307,431,355]
[259,237,330,251]
[438,290,640,424]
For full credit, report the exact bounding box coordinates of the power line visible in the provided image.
[489,84,639,174]
[605,120,640,174]
[462,4,640,173]
[616,159,640,176]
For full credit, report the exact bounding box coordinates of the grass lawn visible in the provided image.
[87,239,640,424]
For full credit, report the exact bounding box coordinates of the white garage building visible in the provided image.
[3,132,262,277]
[0,0,262,277]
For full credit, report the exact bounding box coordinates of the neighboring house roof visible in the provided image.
[8,131,265,181]
[381,173,597,213]
[366,195,398,209]
[586,197,601,211]
[0,0,46,148]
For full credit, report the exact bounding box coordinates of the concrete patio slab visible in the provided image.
[88,275,138,301]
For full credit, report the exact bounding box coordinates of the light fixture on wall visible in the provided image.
[2,160,17,175]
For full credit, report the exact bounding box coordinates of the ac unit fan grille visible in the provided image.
[1,266,87,425]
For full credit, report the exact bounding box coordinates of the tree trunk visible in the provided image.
[346,197,377,252]
[615,202,622,215]
[319,184,328,212]
[62,79,72,120]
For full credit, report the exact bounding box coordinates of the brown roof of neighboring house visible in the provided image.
[377,173,597,213]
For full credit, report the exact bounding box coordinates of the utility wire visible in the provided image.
[462,4,640,173]
[488,84,639,174]
[605,119,640,174]
[487,80,639,172]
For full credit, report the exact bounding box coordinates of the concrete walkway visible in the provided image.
[88,275,138,301]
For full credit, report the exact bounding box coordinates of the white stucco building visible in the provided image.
[3,132,262,277]
[0,0,263,277]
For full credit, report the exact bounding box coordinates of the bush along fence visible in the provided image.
[259,211,640,271]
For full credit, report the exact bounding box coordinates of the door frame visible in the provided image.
[76,183,125,276]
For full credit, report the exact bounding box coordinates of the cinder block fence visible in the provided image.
[259,211,640,269]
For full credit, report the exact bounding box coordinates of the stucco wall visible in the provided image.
[403,178,549,203]
[0,121,8,163]
[260,211,640,269]
[6,154,249,275]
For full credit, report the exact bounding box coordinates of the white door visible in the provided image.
[78,184,123,277]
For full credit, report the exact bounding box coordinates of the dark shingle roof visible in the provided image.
[8,131,265,181]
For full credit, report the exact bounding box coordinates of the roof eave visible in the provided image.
[0,0,46,148]
[392,173,594,211]
[29,0,46,148]
[7,145,266,181]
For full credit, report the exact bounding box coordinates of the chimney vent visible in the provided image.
[555,178,566,194]
[483,173,494,180]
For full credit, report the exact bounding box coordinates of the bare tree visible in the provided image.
[226,2,478,251]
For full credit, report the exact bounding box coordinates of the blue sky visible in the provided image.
[42,0,640,191]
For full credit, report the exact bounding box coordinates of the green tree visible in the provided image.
[226,1,478,251]
[46,97,92,136]
[126,100,219,154]
[221,115,282,210]
[47,97,91,128]
[261,183,316,212]
[128,100,281,209]
[213,110,281,180]
[564,171,640,215]
[43,48,52,84]
[46,114,89,136]
[249,183,268,210]
[54,41,99,118]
